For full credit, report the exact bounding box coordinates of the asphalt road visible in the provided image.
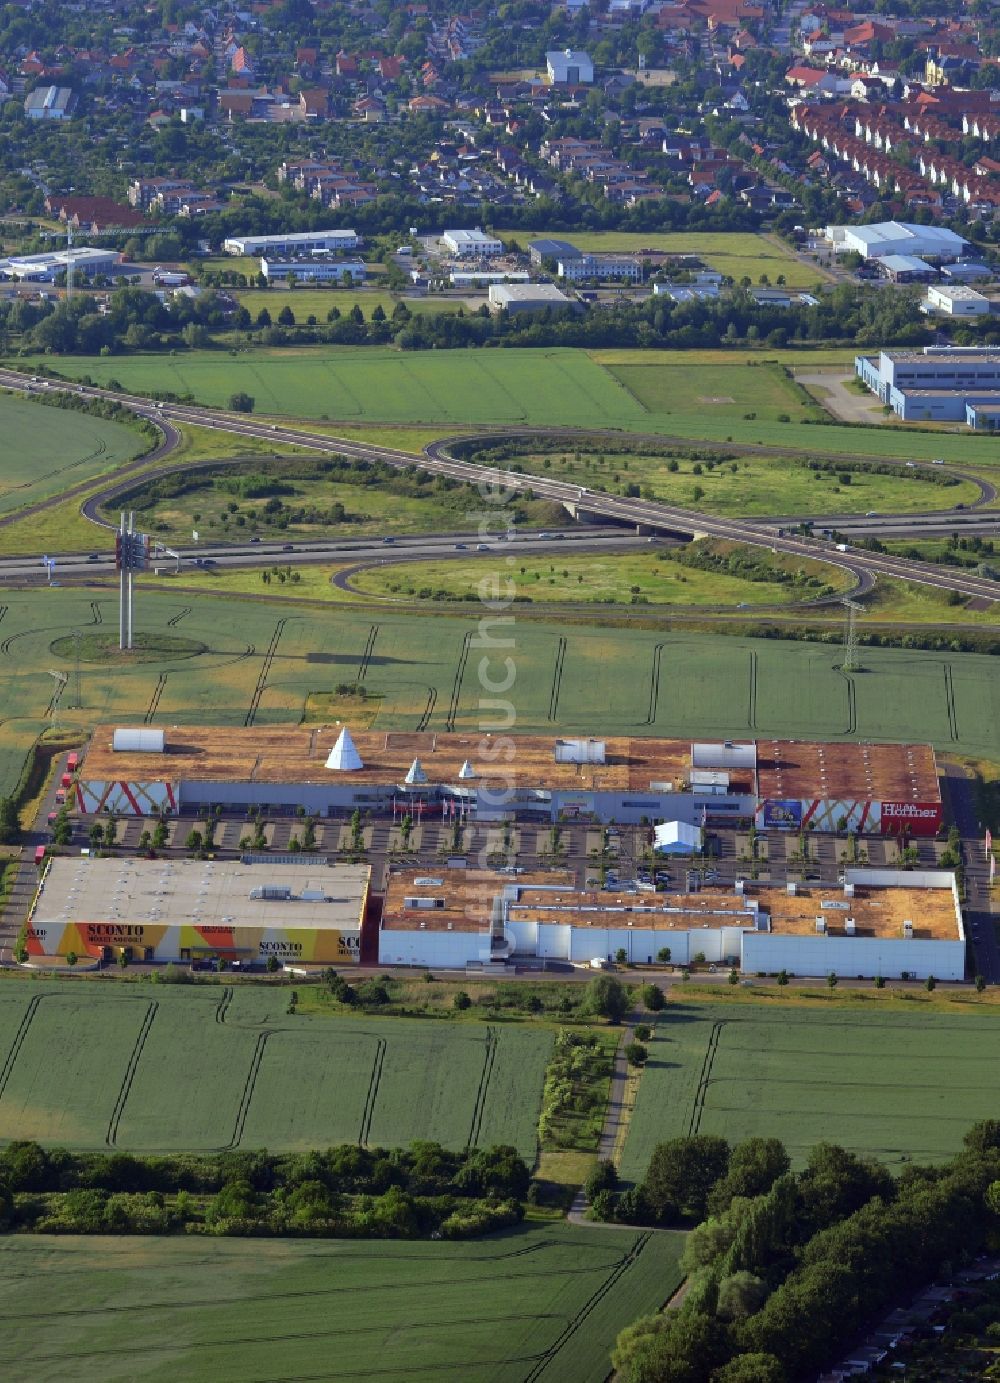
[1,369,998,605]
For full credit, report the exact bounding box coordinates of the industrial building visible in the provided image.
[0,247,121,282]
[856,347,1000,424]
[441,228,503,258]
[222,229,360,256]
[260,256,366,284]
[488,283,574,314]
[24,86,76,120]
[557,255,643,284]
[545,49,594,84]
[824,221,969,262]
[77,727,942,835]
[379,867,965,981]
[922,284,991,317]
[26,858,368,965]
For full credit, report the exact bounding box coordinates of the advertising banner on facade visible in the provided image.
[25,920,360,964]
[761,799,803,829]
[879,801,942,837]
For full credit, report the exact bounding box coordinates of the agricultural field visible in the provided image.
[0,394,144,516]
[494,229,830,288]
[348,546,849,607]
[0,1223,684,1383]
[620,1001,1000,1182]
[608,359,824,422]
[234,287,467,322]
[18,346,1000,467]
[0,983,552,1159]
[3,587,1000,795]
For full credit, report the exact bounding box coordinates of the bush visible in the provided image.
[453,990,471,1011]
[641,983,664,1012]
[585,1160,618,1202]
[625,1042,648,1067]
[634,1023,652,1042]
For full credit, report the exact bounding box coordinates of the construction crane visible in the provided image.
[46,222,169,299]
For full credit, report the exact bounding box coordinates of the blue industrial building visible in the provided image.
[855,347,1000,427]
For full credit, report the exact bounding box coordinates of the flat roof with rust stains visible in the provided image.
[83,726,937,802]
[383,869,960,941]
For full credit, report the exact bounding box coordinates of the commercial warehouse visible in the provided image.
[26,858,368,964]
[222,229,360,255]
[78,726,942,835]
[380,867,965,980]
[856,346,1000,424]
[825,220,969,262]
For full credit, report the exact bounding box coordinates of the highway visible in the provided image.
[2,368,999,605]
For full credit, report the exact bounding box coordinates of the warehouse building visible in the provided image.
[24,85,76,120]
[441,228,503,258]
[923,284,991,317]
[824,220,969,262]
[0,247,122,282]
[78,727,942,835]
[558,255,643,283]
[260,256,366,283]
[546,49,594,84]
[26,858,368,965]
[380,867,965,981]
[223,229,360,255]
[488,283,574,315]
[856,347,1000,423]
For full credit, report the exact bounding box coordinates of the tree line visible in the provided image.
[605,1121,1000,1382]
[0,1138,529,1241]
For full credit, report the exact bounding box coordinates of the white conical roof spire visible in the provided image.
[326,727,363,771]
[405,757,427,785]
[458,759,476,779]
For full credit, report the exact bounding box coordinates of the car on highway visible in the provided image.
[476,543,489,551]
[282,544,294,551]
[865,511,878,517]
[382,537,396,544]
[955,502,966,510]
[932,458,945,465]
[250,536,261,543]
[454,543,468,550]
[87,553,99,562]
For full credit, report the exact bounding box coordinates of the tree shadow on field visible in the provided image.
[304,653,415,666]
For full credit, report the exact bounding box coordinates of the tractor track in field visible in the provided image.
[944,662,959,741]
[106,1001,158,1146]
[414,686,437,733]
[645,642,664,725]
[227,1030,273,1148]
[166,606,191,627]
[245,619,286,727]
[522,1232,654,1383]
[0,995,43,1101]
[90,601,102,626]
[688,1021,726,1137]
[548,637,566,722]
[748,650,757,729]
[215,986,234,1023]
[144,674,167,724]
[357,623,379,681]
[444,630,472,732]
[467,1026,498,1148]
[358,1038,385,1146]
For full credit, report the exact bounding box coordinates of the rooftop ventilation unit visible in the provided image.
[554,738,606,764]
[815,917,826,934]
[458,760,476,780]
[112,727,165,754]
[903,919,914,937]
[844,882,856,899]
[405,757,428,785]
[250,884,293,900]
[845,917,856,935]
[735,879,746,895]
[414,877,444,886]
[786,881,797,896]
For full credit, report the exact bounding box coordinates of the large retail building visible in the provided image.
[77,726,942,834]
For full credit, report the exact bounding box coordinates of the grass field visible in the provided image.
[490,443,981,517]
[0,1223,684,1383]
[620,1000,1000,1181]
[494,229,830,289]
[349,547,848,607]
[0,395,143,516]
[0,983,552,1158]
[235,287,467,321]
[20,347,1000,467]
[3,587,1000,795]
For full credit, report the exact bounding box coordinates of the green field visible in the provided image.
[349,547,848,607]
[0,1224,684,1383]
[485,443,981,518]
[235,287,467,321]
[621,1002,1000,1182]
[4,587,1000,796]
[0,395,143,515]
[0,984,551,1158]
[495,229,829,289]
[20,347,1000,467]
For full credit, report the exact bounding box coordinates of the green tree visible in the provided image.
[656,947,672,964]
[713,1353,786,1383]
[716,1270,768,1320]
[625,1041,648,1067]
[265,954,279,973]
[585,1159,618,1202]
[643,1135,730,1222]
[453,990,471,1011]
[708,1137,790,1215]
[229,391,255,413]
[0,797,21,844]
[641,983,664,1012]
[277,305,295,327]
[584,973,629,1024]
[612,1310,729,1383]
